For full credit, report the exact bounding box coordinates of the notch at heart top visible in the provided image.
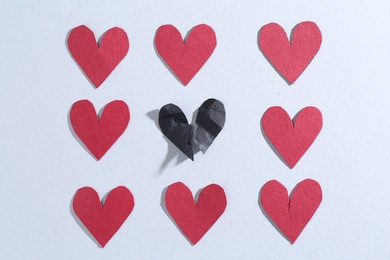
[158,98,225,161]
[165,182,227,245]
[261,106,322,168]
[155,24,217,86]
[260,179,322,243]
[258,21,322,84]
[72,186,134,247]
[70,100,130,160]
[67,25,129,88]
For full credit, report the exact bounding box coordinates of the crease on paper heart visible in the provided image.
[158,98,225,161]
[164,182,227,245]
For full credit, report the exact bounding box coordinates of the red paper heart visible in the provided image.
[260,179,322,244]
[165,182,226,245]
[258,21,322,84]
[70,100,130,160]
[67,25,129,88]
[155,24,217,86]
[261,106,322,168]
[73,186,134,247]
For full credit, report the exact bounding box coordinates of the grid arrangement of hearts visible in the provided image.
[68,21,323,247]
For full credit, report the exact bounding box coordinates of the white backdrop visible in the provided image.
[1,1,390,259]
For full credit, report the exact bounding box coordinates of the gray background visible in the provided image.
[0,0,389,259]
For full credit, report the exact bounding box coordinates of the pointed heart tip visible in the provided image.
[284,77,295,85]
[181,80,190,86]
[189,239,199,245]
[181,148,194,161]
[93,154,103,161]
[286,159,298,168]
[92,81,103,88]
[287,163,295,169]
[288,236,297,244]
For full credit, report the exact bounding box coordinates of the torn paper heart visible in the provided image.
[194,99,226,153]
[70,100,130,160]
[67,25,129,88]
[165,182,226,245]
[159,104,194,159]
[155,24,216,85]
[261,106,322,168]
[260,179,322,244]
[258,21,322,84]
[158,98,225,160]
[72,186,134,247]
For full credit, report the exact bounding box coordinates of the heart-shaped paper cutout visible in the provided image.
[155,24,216,85]
[67,25,129,88]
[260,179,322,244]
[158,98,225,160]
[73,186,134,247]
[258,21,322,84]
[165,182,227,245]
[261,106,322,168]
[70,100,130,160]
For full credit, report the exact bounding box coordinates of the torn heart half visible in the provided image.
[158,98,225,160]
[72,186,134,247]
[155,24,216,86]
[67,25,129,88]
[261,106,322,168]
[70,100,130,160]
[260,179,322,244]
[165,182,227,245]
[258,21,322,84]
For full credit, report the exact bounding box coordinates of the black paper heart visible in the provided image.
[158,98,225,160]
[159,104,194,160]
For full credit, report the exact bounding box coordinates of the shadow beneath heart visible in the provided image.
[153,34,184,85]
[69,192,102,248]
[67,106,98,161]
[259,115,291,169]
[65,29,97,89]
[153,27,197,86]
[257,27,292,86]
[258,188,292,244]
[160,186,194,245]
[147,110,189,174]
